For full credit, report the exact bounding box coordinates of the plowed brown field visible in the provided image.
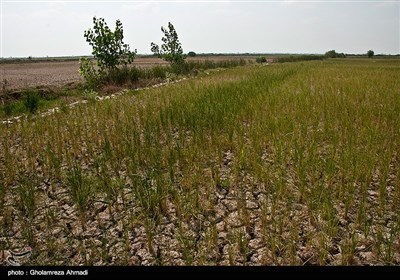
[0,56,255,91]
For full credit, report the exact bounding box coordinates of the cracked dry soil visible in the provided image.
[1,147,399,266]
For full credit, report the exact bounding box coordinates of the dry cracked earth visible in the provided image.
[1,146,399,266]
[1,58,399,265]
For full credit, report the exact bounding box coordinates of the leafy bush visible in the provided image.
[151,22,186,65]
[325,50,346,59]
[256,56,267,63]
[79,58,100,89]
[151,66,167,79]
[107,67,130,85]
[84,17,136,72]
[24,90,40,114]
[170,61,190,75]
[129,67,141,81]
[80,17,136,88]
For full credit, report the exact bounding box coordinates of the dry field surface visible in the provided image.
[0,56,255,91]
[2,59,398,266]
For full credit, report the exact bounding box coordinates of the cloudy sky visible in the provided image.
[1,0,399,57]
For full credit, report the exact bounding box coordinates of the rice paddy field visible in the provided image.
[0,59,399,265]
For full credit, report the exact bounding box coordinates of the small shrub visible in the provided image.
[129,67,141,81]
[80,17,137,88]
[170,62,190,75]
[256,56,267,63]
[24,90,40,114]
[3,102,15,116]
[79,58,100,89]
[151,22,186,65]
[204,60,216,69]
[84,17,136,72]
[152,66,167,79]
[105,67,130,85]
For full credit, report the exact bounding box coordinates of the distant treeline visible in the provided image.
[1,53,399,64]
[346,54,400,58]
[0,56,93,64]
[277,55,325,63]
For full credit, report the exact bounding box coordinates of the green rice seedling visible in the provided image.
[340,231,358,265]
[0,173,5,210]
[177,224,195,265]
[151,65,167,79]
[100,235,112,264]
[317,232,329,265]
[16,174,37,220]
[21,222,36,247]
[382,220,399,264]
[130,170,167,222]
[66,164,94,227]
[44,207,57,228]
[97,166,124,214]
[143,216,156,256]
[45,144,62,181]
[44,235,58,262]
[236,228,250,265]
[378,152,392,215]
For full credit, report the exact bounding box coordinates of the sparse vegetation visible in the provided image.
[256,56,267,63]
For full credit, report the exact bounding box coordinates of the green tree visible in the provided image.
[367,50,374,58]
[325,50,337,58]
[83,17,136,72]
[151,22,185,65]
[256,56,267,63]
[188,51,196,57]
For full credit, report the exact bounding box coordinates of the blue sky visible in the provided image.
[1,0,399,57]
